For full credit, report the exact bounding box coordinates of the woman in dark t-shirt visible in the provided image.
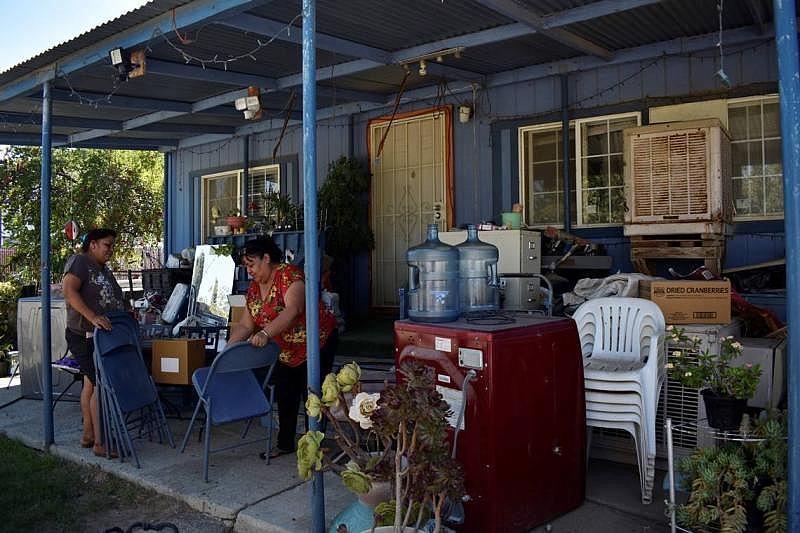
[62,228,125,457]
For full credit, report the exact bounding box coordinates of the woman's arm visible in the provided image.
[249,280,306,348]
[227,305,256,343]
[62,272,112,331]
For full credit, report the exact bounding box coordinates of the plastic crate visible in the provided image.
[141,268,192,296]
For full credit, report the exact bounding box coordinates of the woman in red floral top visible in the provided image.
[228,236,338,456]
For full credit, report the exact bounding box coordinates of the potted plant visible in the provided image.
[297,361,465,533]
[677,444,754,532]
[667,326,762,430]
[226,208,247,229]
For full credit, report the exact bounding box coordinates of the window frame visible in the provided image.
[517,120,575,229]
[573,111,641,228]
[726,94,783,222]
[200,163,281,241]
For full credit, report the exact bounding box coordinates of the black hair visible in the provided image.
[243,236,283,263]
[81,228,117,252]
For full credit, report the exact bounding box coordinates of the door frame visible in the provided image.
[366,105,455,308]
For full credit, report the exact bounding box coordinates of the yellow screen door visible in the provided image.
[369,108,452,307]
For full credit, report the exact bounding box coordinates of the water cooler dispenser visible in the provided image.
[394,315,586,532]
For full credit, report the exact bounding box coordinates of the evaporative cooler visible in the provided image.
[394,314,586,532]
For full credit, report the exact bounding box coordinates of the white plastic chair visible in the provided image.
[572,297,665,504]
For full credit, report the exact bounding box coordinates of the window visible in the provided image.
[518,123,575,227]
[575,113,640,226]
[518,112,639,228]
[201,164,280,239]
[246,165,281,218]
[728,96,782,220]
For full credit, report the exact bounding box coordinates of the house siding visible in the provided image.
[168,41,783,311]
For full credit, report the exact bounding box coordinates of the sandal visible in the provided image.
[260,447,293,460]
[93,444,119,459]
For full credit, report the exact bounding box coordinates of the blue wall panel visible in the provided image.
[167,40,783,309]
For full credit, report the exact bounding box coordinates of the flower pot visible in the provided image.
[701,389,747,430]
[328,480,391,533]
[0,360,9,377]
[226,216,246,229]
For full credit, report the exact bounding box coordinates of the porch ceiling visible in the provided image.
[0,0,787,151]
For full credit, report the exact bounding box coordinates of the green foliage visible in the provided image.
[678,410,788,533]
[0,146,164,282]
[677,445,753,533]
[0,281,20,349]
[298,361,465,533]
[667,326,762,399]
[0,435,151,531]
[318,156,374,257]
[261,191,302,230]
[370,362,466,532]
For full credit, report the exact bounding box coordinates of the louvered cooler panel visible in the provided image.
[623,119,732,236]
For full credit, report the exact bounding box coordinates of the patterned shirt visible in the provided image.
[64,253,125,334]
[245,263,336,367]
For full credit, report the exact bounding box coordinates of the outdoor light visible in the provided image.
[234,87,262,120]
[418,59,427,76]
[108,47,145,81]
[109,47,125,67]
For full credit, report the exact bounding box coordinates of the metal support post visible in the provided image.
[40,80,54,447]
[302,1,324,531]
[773,1,800,529]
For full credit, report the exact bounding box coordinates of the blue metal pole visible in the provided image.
[302,0,324,531]
[561,74,572,232]
[40,80,54,447]
[773,1,800,528]
[163,152,170,264]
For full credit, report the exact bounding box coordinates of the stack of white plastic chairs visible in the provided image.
[572,297,665,504]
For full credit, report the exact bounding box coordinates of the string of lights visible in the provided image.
[151,13,303,70]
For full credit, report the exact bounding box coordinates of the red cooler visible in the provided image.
[395,315,585,532]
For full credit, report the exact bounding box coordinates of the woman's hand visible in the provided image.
[90,314,112,331]
[249,329,271,348]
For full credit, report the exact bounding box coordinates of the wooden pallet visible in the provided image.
[630,233,725,275]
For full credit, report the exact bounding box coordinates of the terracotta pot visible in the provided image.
[701,389,747,430]
[227,216,246,229]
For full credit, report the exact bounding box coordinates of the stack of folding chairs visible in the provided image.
[93,311,174,467]
[572,297,665,504]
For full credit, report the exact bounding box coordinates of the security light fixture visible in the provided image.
[109,47,125,67]
[108,47,145,81]
[234,87,263,120]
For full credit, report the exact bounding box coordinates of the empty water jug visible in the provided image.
[456,225,499,312]
[406,224,460,323]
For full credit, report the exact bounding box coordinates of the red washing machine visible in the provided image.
[394,315,586,533]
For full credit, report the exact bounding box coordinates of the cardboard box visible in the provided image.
[229,306,247,325]
[151,338,206,385]
[650,280,731,324]
[228,294,247,324]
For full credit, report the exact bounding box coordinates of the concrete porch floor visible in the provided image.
[0,375,669,532]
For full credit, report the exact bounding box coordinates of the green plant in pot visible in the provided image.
[677,444,755,532]
[667,326,761,430]
[743,410,788,533]
[298,361,465,533]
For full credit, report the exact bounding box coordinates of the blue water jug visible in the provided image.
[406,224,460,322]
[456,225,499,312]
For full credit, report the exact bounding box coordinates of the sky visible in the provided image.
[0,0,150,73]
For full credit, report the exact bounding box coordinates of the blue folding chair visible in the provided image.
[179,340,278,482]
[94,311,174,467]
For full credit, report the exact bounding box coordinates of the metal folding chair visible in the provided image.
[179,341,278,482]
